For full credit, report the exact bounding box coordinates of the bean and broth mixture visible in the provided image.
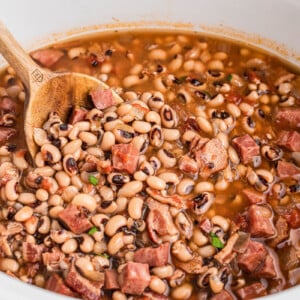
[0,31,299,300]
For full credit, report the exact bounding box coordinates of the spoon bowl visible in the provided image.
[0,21,123,157]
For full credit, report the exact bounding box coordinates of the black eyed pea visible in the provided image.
[91,213,109,227]
[192,228,209,246]
[0,258,19,273]
[72,193,97,212]
[73,121,90,132]
[149,156,161,172]
[107,173,130,186]
[5,179,18,201]
[104,215,127,237]
[128,197,144,219]
[33,128,49,147]
[211,215,230,232]
[99,186,115,201]
[50,229,73,244]
[79,131,98,146]
[61,238,78,254]
[38,216,51,234]
[148,48,167,61]
[18,192,36,205]
[148,93,165,110]
[134,171,148,181]
[158,172,179,185]
[63,155,78,176]
[49,206,64,219]
[14,206,33,222]
[152,264,174,279]
[41,143,61,164]
[55,171,71,187]
[112,291,127,300]
[118,181,143,197]
[12,150,29,170]
[61,185,79,203]
[115,197,128,213]
[98,200,118,214]
[171,283,193,300]
[34,166,55,177]
[197,245,216,257]
[132,135,149,154]
[162,128,180,141]
[35,189,49,202]
[24,215,39,235]
[176,178,195,196]
[62,139,82,156]
[171,240,194,262]
[145,110,161,125]
[157,149,176,168]
[160,104,178,128]
[149,125,164,148]
[107,232,125,255]
[100,131,115,151]
[149,276,167,294]
[132,121,151,134]
[169,269,186,288]
[113,124,135,144]
[146,176,166,190]
[79,234,95,253]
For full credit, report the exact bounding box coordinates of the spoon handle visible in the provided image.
[0,21,48,89]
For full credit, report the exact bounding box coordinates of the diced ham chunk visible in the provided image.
[178,155,199,176]
[195,138,228,179]
[31,49,64,67]
[118,262,151,295]
[275,108,300,129]
[69,107,87,124]
[237,240,268,273]
[211,290,234,300]
[66,265,103,300]
[58,204,92,234]
[0,97,18,114]
[277,130,300,152]
[46,273,77,297]
[104,269,120,290]
[199,218,212,234]
[42,247,65,271]
[236,282,267,299]
[284,207,300,228]
[22,242,45,263]
[232,134,259,164]
[248,205,275,238]
[269,216,289,247]
[90,88,115,110]
[174,255,207,274]
[146,198,178,244]
[134,243,170,267]
[255,254,277,278]
[277,160,300,180]
[242,188,266,204]
[0,128,17,145]
[111,143,139,174]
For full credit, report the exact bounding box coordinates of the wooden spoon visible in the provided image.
[0,21,123,158]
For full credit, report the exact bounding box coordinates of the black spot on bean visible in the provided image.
[247,116,255,128]
[101,201,112,209]
[7,144,17,152]
[163,149,174,158]
[105,49,113,56]
[35,176,43,185]
[59,123,68,131]
[156,64,163,73]
[120,130,134,139]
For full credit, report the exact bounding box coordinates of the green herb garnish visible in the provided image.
[88,175,99,186]
[210,232,224,249]
[227,74,233,82]
[99,253,110,259]
[88,226,98,235]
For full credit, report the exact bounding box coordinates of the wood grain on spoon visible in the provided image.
[0,21,123,157]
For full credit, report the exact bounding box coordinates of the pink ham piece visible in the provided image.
[42,247,65,271]
[104,269,120,290]
[255,254,277,278]
[134,243,170,267]
[58,204,92,234]
[118,262,151,295]
[0,97,18,114]
[66,265,103,300]
[277,160,300,180]
[232,134,259,164]
[22,242,45,263]
[146,198,178,244]
[236,282,267,299]
[0,128,16,145]
[45,273,77,297]
[90,88,115,110]
[178,155,199,176]
[275,108,300,129]
[31,49,64,67]
[237,240,268,273]
[111,143,139,174]
[195,138,228,179]
[248,205,275,238]
[69,107,88,124]
[242,188,266,204]
[277,130,300,152]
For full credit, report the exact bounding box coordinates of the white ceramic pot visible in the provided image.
[0,0,299,299]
